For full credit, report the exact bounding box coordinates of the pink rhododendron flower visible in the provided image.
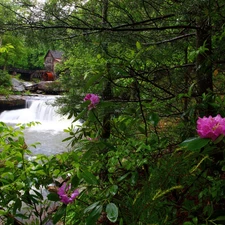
[57,183,79,205]
[197,114,225,141]
[83,94,100,110]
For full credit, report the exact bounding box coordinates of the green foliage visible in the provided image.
[49,93,225,225]
[0,70,12,95]
[0,33,48,70]
[1,0,225,224]
[0,122,73,224]
[0,70,11,87]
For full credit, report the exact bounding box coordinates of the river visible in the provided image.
[0,95,81,155]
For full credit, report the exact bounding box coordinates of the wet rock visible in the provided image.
[23,81,38,92]
[11,78,63,95]
[11,78,38,93]
[37,81,63,94]
[11,78,25,92]
[0,95,26,112]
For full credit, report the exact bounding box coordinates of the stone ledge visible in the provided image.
[0,95,26,112]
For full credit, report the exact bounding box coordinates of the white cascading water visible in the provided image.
[0,96,81,155]
[0,96,71,130]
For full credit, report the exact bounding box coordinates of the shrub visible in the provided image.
[0,70,11,88]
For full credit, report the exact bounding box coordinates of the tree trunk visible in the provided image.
[101,0,111,139]
[196,9,213,116]
[196,20,212,95]
[99,0,111,182]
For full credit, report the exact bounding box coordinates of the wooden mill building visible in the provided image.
[30,50,63,81]
[44,50,63,74]
[8,50,63,81]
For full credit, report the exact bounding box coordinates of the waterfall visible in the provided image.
[0,96,81,155]
[0,96,76,131]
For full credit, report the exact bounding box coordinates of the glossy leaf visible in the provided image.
[109,185,118,196]
[106,203,118,223]
[84,201,100,214]
[180,137,210,151]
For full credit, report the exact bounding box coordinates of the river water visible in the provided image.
[0,95,81,155]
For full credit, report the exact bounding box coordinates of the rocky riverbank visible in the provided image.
[12,78,64,94]
[0,78,64,112]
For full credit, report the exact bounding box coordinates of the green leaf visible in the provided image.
[214,216,225,221]
[62,136,73,142]
[53,204,67,224]
[138,124,146,134]
[106,203,118,223]
[117,172,131,182]
[192,217,198,224]
[0,210,7,216]
[13,198,22,214]
[71,175,80,189]
[80,169,98,185]
[183,222,194,225]
[73,108,88,122]
[5,161,14,168]
[32,189,44,200]
[86,205,102,225]
[14,213,29,219]
[109,185,118,196]
[180,137,210,151]
[102,141,117,151]
[88,110,97,122]
[47,192,60,201]
[84,201,100,214]
[213,134,224,144]
[188,83,196,97]
[99,101,114,108]
[136,41,141,50]
[85,72,102,90]
[1,172,14,182]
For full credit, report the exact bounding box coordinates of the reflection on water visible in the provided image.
[0,95,81,155]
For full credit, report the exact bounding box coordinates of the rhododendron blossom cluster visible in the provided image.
[57,182,79,205]
[197,114,225,141]
[83,93,100,110]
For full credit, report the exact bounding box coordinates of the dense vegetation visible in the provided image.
[1,0,225,224]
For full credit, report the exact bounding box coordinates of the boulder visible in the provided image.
[11,78,25,92]
[37,81,63,94]
[10,78,63,95]
[11,78,40,93]
[23,81,38,92]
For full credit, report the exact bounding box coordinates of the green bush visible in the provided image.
[2,93,225,225]
[0,70,12,95]
[0,122,66,224]
[0,70,11,88]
